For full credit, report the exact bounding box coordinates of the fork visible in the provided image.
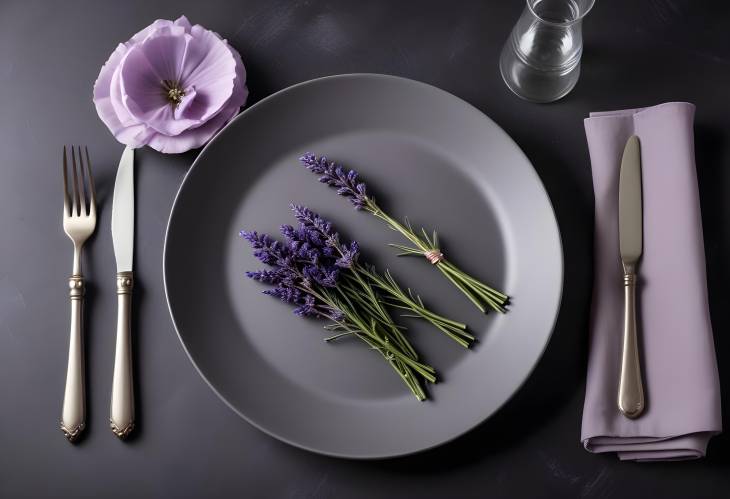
[60,146,96,442]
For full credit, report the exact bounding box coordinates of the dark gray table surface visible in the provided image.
[2,0,729,497]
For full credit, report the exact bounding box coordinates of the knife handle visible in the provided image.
[110,271,135,439]
[618,270,645,418]
[61,274,86,442]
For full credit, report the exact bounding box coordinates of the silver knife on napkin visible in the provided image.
[110,146,135,438]
[618,135,645,419]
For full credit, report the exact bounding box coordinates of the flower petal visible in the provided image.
[145,86,243,153]
[177,25,237,122]
[174,85,197,119]
[173,15,193,31]
[93,43,129,137]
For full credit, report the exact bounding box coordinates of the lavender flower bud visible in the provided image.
[279,224,297,241]
[303,265,339,288]
[298,153,371,210]
[335,241,360,269]
[329,309,345,322]
[290,204,338,242]
[293,294,318,317]
[245,269,283,285]
[263,285,302,304]
[241,230,294,266]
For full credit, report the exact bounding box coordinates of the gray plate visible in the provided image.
[163,74,563,459]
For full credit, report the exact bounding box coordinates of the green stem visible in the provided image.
[384,301,472,337]
[366,198,509,314]
[358,265,473,345]
[391,358,426,401]
[362,330,436,382]
[321,237,419,360]
[334,295,436,382]
[340,275,419,360]
[324,331,356,342]
[437,263,501,305]
[358,333,426,400]
[440,260,508,300]
[438,265,486,313]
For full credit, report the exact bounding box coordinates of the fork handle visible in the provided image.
[61,275,85,442]
[110,271,134,439]
[618,270,645,418]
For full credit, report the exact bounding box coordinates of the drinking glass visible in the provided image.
[499,0,595,103]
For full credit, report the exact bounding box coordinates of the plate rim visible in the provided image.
[163,73,564,459]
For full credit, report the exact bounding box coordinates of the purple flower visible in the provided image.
[303,265,339,288]
[279,224,299,246]
[290,204,339,245]
[335,241,360,269]
[288,205,363,271]
[240,230,292,267]
[280,225,325,267]
[293,295,318,317]
[242,225,344,317]
[329,309,346,322]
[299,153,369,209]
[243,208,365,320]
[239,230,272,249]
[245,269,283,285]
[263,286,302,304]
[93,16,248,154]
[281,224,321,253]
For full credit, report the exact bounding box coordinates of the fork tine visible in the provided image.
[70,146,81,216]
[62,146,70,217]
[76,146,88,216]
[84,146,96,215]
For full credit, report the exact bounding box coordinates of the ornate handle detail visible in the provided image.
[61,274,85,442]
[618,270,645,418]
[110,271,134,439]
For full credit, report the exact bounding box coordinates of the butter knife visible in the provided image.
[618,135,645,419]
[110,146,135,438]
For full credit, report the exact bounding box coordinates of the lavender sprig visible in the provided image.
[299,153,509,314]
[241,221,435,400]
[300,154,369,210]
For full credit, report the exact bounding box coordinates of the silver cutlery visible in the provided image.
[618,135,645,419]
[60,146,96,442]
[110,146,135,439]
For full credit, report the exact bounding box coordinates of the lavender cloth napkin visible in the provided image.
[581,102,722,461]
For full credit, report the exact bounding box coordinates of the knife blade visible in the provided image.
[110,146,135,439]
[619,136,642,266]
[111,146,134,272]
[617,135,645,419]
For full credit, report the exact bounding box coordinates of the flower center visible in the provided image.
[161,79,185,107]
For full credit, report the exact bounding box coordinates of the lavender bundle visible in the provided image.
[291,205,473,348]
[242,206,471,400]
[299,154,509,314]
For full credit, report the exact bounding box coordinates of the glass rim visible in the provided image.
[525,0,596,27]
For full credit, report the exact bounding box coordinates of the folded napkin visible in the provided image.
[582,102,722,461]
